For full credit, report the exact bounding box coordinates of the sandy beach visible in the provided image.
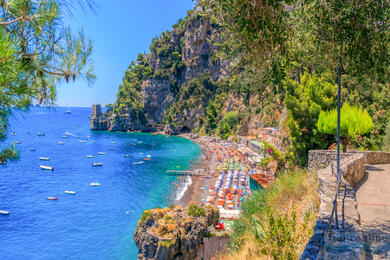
[177,134,225,206]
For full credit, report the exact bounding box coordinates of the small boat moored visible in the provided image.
[14,141,22,144]
[39,157,50,161]
[98,152,106,155]
[37,133,45,136]
[47,197,58,200]
[123,154,133,158]
[58,142,64,145]
[86,155,94,158]
[90,182,101,187]
[0,210,10,215]
[40,165,54,171]
[92,163,103,167]
[80,140,86,143]
[64,110,72,114]
[133,161,144,165]
[64,191,76,195]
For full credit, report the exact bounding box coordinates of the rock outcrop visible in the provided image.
[134,205,219,260]
[90,10,229,133]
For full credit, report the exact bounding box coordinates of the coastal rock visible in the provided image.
[90,11,229,134]
[134,205,219,260]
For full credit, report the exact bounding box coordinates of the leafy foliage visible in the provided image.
[0,0,95,162]
[317,103,373,151]
[284,73,337,165]
[187,204,205,217]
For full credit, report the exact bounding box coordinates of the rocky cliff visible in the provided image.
[134,205,219,260]
[91,9,229,134]
[90,6,284,137]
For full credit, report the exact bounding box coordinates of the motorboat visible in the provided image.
[123,154,133,158]
[80,140,86,143]
[40,165,54,171]
[64,191,76,195]
[37,133,45,136]
[92,163,103,167]
[108,148,115,151]
[90,182,100,187]
[47,197,58,200]
[98,152,106,155]
[86,155,94,158]
[0,210,10,215]
[58,142,64,145]
[14,141,22,144]
[64,110,72,114]
[39,157,50,161]
[132,161,144,165]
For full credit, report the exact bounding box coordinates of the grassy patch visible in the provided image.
[222,169,319,259]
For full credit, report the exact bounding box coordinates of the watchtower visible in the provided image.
[92,104,102,117]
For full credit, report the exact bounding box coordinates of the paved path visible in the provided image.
[356,164,390,259]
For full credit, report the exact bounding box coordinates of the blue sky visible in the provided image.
[57,0,194,107]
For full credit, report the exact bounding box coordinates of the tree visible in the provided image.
[0,0,96,162]
[284,72,337,165]
[317,103,373,152]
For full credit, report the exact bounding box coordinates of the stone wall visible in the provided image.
[308,150,390,171]
[302,150,390,259]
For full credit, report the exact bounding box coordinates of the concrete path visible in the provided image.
[356,164,390,259]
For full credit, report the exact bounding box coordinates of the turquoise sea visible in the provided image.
[0,107,201,259]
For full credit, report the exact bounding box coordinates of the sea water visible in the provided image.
[0,107,201,259]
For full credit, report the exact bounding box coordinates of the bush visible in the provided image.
[188,204,205,217]
[226,169,319,259]
[140,210,153,222]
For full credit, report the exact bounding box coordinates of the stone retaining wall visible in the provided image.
[302,150,390,259]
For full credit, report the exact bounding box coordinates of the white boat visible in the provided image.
[58,142,64,145]
[40,165,54,171]
[39,157,50,161]
[64,191,76,195]
[132,161,144,165]
[80,140,86,143]
[86,155,94,158]
[0,210,10,215]
[92,162,103,167]
[123,154,133,158]
[90,182,100,187]
[62,135,68,138]
[146,155,151,158]
[14,141,22,144]
[11,132,16,135]
[98,152,106,155]
[64,110,72,114]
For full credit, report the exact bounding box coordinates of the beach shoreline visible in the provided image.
[176,134,221,207]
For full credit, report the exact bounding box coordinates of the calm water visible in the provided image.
[0,107,201,259]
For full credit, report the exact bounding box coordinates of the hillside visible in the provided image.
[91,7,284,138]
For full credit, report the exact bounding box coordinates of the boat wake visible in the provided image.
[175,176,192,201]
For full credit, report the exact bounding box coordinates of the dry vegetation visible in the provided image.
[219,169,319,260]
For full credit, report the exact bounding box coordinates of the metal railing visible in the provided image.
[316,153,360,260]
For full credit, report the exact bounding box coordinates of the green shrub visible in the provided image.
[188,204,205,217]
[140,210,153,222]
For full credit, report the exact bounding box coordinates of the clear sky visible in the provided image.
[57,0,194,108]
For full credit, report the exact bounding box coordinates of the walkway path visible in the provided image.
[356,164,390,259]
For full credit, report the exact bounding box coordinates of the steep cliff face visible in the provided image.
[90,7,284,136]
[91,10,229,133]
